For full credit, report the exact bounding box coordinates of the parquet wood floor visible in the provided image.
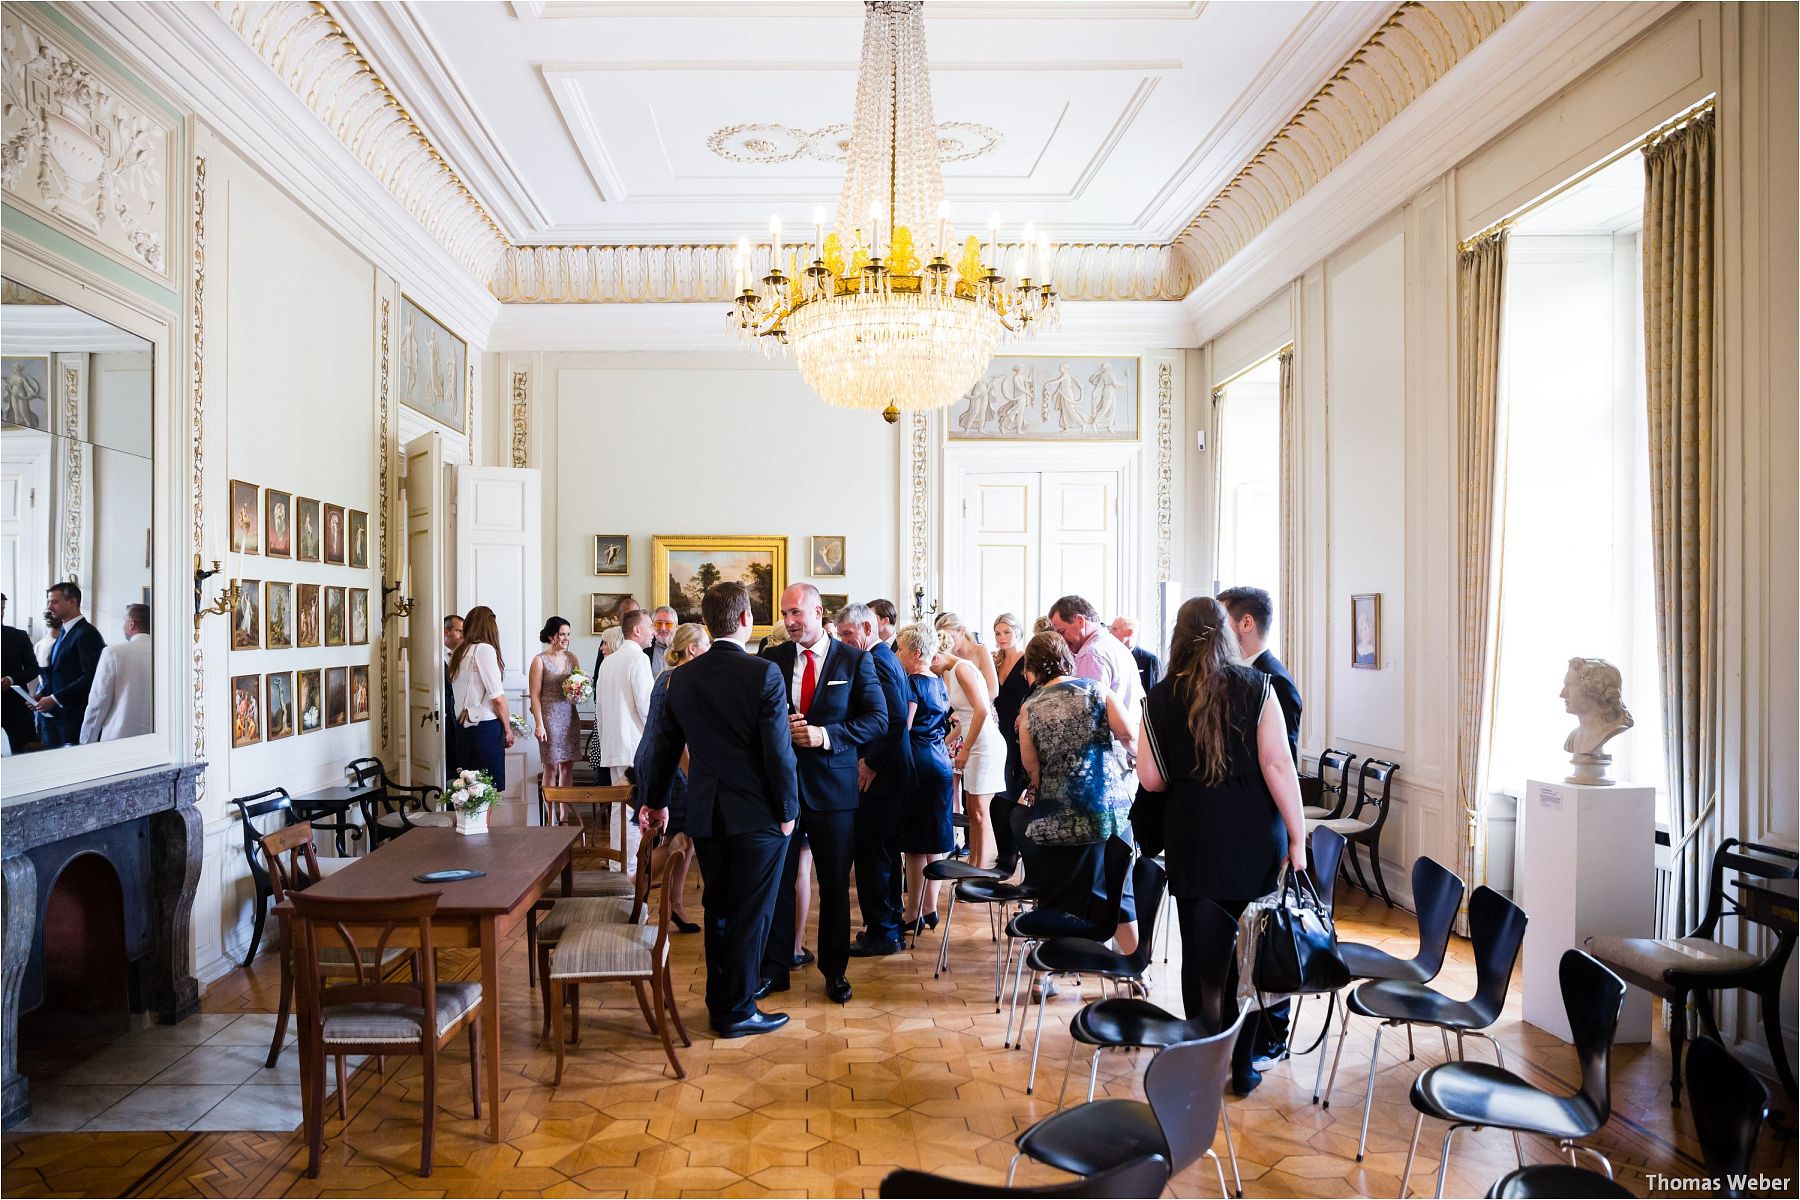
[4,874,1795,1198]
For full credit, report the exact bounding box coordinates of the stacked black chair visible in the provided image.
[1008,1014,1247,1200]
[1001,834,1134,1050]
[942,795,1043,999]
[1313,758,1400,905]
[1687,1035,1771,1197]
[1325,885,1528,1161]
[232,789,298,967]
[1404,949,1625,1199]
[879,1154,1170,1199]
[1586,837,1798,1106]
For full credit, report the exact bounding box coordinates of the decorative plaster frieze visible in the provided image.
[466,362,475,465]
[211,1,507,286]
[58,364,84,583]
[190,154,207,776]
[377,294,392,756]
[2,7,176,284]
[1175,1,1522,282]
[708,119,1001,165]
[908,411,930,597]
[493,241,1191,304]
[1155,360,1173,583]
[509,369,528,468]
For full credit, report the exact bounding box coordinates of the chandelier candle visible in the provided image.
[728,0,1060,423]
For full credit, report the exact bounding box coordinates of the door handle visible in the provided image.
[420,709,441,731]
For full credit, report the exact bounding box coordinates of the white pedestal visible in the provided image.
[1517,778,1655,1043]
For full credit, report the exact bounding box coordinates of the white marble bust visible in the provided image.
[1561,656,1634,785]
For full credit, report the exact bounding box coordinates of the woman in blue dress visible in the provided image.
[895,622,955,935]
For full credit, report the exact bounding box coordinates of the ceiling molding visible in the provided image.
[212,0,510,284]
[73,1,500,342]
[1182,0,1683,344]
[487,298,1194,353]
[493,241,1193,304]
[513,3,1205,22]
[1174,0,1524,284]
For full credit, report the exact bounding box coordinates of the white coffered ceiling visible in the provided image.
[334,0,1391,247]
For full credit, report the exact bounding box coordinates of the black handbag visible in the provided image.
[1252,867,1350,995]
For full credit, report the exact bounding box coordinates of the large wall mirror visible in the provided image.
[1,276,155,762]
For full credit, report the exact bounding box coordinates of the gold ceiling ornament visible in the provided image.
[726,1,1058,423]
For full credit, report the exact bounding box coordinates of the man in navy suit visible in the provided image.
[640,581,798,1038]
[33,582,105,747]
[835,602,910,956]
[759,584,888,1002]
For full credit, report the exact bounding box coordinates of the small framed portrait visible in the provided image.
[349,665,370,722]
[296,497,322,562]
[348,510,369,570]
[325,666,349,727]
[295,583,321,648]
[819,592,850,616]
[232,580,261,650]
[265,581,293,649]
[230,480,260,554]
[811,535,846,577]
[323,503,346,565]
[230,674,261,748]
[1351,593,1381,670]
[265,489,293,558]
[297,668,323,733]
[324,586,346,646]
[591,592,633,635]
[265,671,296,741]
[348,588,369,645]
[1,355,50,431]
[593,535,629,576]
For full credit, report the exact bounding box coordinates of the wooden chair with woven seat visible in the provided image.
[525,779,637,987]
[1311,758,1399,905]
[548,850,690,1082]
[535,825,655,1034]
[347,756,454,846]
[258,821,416,1074]
[289,889,483,1179]
[542,781,634,870]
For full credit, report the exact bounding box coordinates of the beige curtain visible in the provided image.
[1643,108,1718,936]
[1453,230,1508,932]
[1276,347,1302,698]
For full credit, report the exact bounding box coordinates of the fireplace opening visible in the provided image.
[17,853,136,1073]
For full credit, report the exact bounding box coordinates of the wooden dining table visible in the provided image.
[273,824,580,1141]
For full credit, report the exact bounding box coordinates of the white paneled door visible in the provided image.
[403,433,448,789]
[958,469,1118,632]
[454,466,542,817]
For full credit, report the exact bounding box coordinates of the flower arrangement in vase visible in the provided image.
[561,669,593,705]
[447,768,498,836]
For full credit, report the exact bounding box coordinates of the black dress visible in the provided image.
[898,672,955,854]
[1146,665,1285,904]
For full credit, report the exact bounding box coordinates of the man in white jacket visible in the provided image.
[595,608,654,784]
[81,604,153,743]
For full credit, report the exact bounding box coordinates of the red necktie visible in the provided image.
[800,648,817,713]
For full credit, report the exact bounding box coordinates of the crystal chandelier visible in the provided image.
[727,0,1059,424]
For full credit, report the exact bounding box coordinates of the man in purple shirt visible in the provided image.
[1048,595,1143,711]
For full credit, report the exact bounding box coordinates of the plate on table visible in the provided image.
[414,869,487,883]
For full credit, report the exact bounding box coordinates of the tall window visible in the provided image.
[1488,166,1667,820]
[1213,355,1281,650]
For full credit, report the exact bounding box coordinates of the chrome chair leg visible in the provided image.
[1399,1111,1425,1200]
[934,889,958,977]
[1053,1036,1081,1110]
[1086,1044,1102,1100]
[1205,1147,1229,1200]
[1311,993,1338,1103]
[1356,1023,1386,1160]
[1322,1004,1354,1108]
[1433,1125,1461,1198]
[1567,1142,1614,1179]
[1026,969,1050,1093]
[1006,1152,1021,1187]
[1219,1103,1244,1197]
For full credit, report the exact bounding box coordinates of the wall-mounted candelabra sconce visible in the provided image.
[382,580,414,618]
[911,584,940,622]
[194,555,241,633]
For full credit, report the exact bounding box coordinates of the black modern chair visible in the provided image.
[1008,1013,1247,1200]
[943,795,1043,999]
[348,755,452,846]
[1484,1165,1631,1198]
[1325,885,1528,1161]
[1402,949,1625,1199]
[1688,1035,1771,1197]
[1304,748,1357,821]
[880,1154,1170,1199]
[1314,758,1400,905]
[1309,823,1348,915]
[1587,837,1797,1106]
[1001,834,1134,1050]
[1021,855,1169,1094]
[1055,897,1245,1197]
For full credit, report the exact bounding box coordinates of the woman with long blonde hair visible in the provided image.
[449,605,515,787]
[632,622,711,932]
[935,611,998,699]
[1137,595,1306,1093]
[931,624,1006,869]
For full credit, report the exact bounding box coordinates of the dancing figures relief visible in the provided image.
[951,356,1139,441]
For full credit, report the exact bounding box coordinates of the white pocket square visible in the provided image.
[825,679,847,686]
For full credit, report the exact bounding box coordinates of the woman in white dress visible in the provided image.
[935,612,998,698]
[933,636,1008,869]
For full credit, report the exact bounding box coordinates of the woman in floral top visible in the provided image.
[1018,630,1140,954]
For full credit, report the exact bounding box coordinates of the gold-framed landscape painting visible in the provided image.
[590,592,633,636]
[653,535,786,638]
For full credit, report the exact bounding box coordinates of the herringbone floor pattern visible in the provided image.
[5,873,1795,1197]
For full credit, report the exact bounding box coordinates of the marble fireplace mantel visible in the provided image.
[1,761,205,1127]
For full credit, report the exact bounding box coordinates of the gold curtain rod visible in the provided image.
[1458,95,1716,253]
[1211,340,1296,398]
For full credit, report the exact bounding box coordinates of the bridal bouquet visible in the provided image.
[561,669,593,704]
[508,712,531,738]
